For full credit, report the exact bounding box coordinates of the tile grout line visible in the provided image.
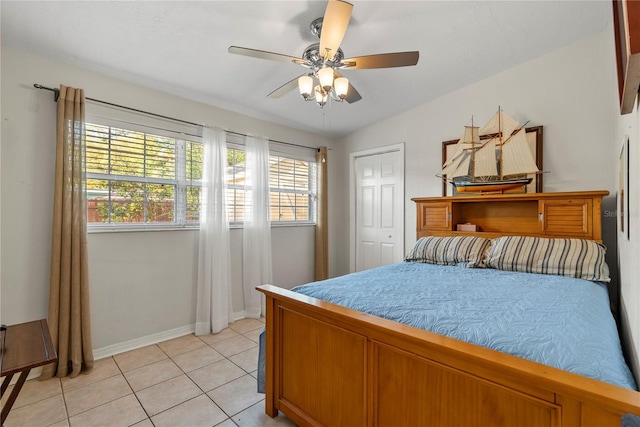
[195,329,264,423]
[142,329,263,426]
[132,329,262,425]
[6,321,268,427]
[65,357,141,425]
[114,352,154,425]
[151,340,228,424]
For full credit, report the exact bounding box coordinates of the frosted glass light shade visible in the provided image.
[298,75,313,97]
[317,67,334,92]
[314,85,327,107]
[334,77,349,99]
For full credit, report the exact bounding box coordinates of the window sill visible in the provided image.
[87,222,316,233]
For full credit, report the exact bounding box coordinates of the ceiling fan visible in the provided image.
[228,0,419,108]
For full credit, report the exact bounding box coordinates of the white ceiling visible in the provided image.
[1,1,611,138]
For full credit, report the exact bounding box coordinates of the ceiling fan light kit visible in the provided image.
[298,72,348,107]
[228,0,419,110]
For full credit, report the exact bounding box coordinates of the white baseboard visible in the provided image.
[8,312,248,384]
[93,324,195,360]
[232,310,246,322]
[15,324,196,383]
[93,311,247,360]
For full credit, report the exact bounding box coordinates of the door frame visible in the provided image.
[349,143,405,273]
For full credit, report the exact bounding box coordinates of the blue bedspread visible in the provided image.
[291,262,638,391]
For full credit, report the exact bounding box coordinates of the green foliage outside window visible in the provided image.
[87,124,186,223]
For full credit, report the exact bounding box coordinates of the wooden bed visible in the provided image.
[257,191,640,427]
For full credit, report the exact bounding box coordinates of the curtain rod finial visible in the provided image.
[33,83,60,101]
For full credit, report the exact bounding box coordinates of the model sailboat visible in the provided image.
[441,108,539,194]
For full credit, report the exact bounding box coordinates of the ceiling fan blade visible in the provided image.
[341,51,419,69]
[344,82,362,103]
[319,0,353,61]
[267,75,305,99]
[228,46,304,65]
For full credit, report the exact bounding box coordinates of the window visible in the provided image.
[226,147,246,223]
[269,155,312,222]
[86,123,202,225]
[225,147,316,224]
[86,122,316,228]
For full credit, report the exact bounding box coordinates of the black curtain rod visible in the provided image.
[33,84,319,151]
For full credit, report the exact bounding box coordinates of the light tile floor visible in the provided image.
[2,318,296,427]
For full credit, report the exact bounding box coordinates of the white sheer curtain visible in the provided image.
[195,126,233,335]
[243,135,272,318]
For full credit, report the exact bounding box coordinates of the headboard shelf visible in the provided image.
[412,190,609,242]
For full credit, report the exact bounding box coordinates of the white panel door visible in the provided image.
[355,150,404,271]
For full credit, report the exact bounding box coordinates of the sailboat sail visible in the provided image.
[462,125,480,146]
[501,128,539,175]
[441,125,479,178]
[473,138,498,177]
[449,153,471,178]
[442,140,471,170]
[479,110,520,140]
[441,151,466,177]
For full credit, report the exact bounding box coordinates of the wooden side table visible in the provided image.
[0,319,57,425]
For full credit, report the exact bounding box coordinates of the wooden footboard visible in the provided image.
[257,285,640,427]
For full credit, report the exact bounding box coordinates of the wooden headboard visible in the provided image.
[411,190,609,242]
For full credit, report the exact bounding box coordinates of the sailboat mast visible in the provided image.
[470,116,475,181]
[498,106,503,180]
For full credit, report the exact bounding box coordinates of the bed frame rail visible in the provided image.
[258,284,640,427]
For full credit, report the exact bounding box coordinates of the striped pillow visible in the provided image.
[485,236,610,282]
[405,236,491,268]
